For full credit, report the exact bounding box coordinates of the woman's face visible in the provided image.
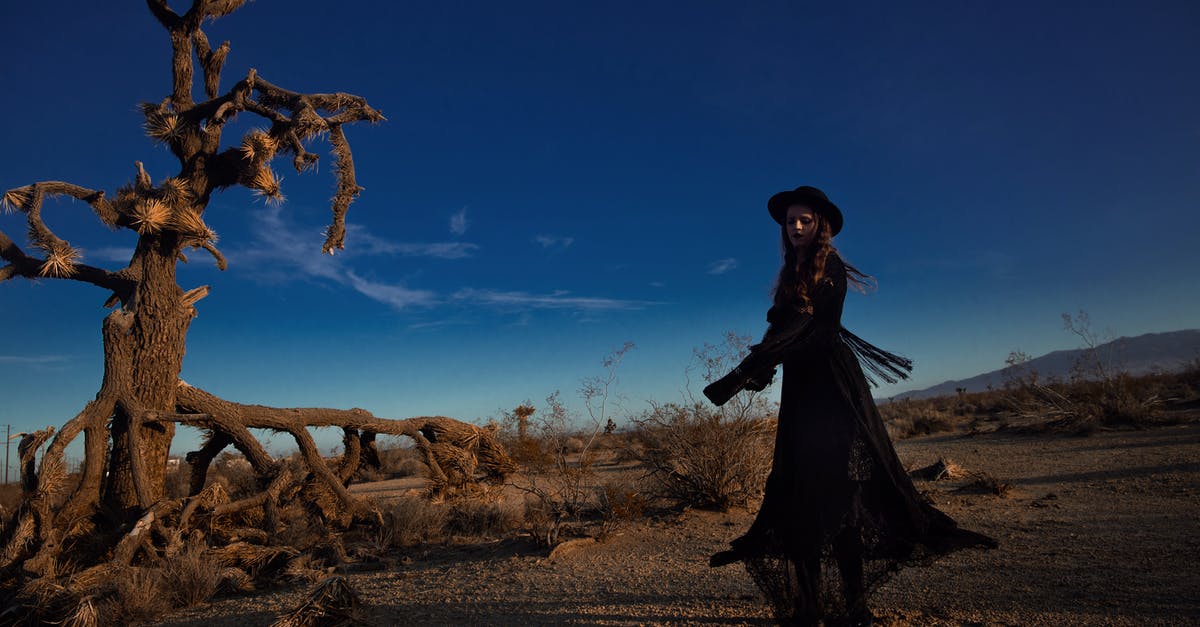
[785,205,819,251]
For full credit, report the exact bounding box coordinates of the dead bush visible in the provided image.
[98,567,170,624]
[210,452,259,500]
[163,463,192,500]
[522,492,564,548]
[162,541,221,608]
[597,480,648,539]
[627,332,779,511]
[444,497,524,539]
[879,398,965,439]
[561,436,586,455]
[375,444,427,479]
[393,457,427,478]
[632,401,775,511]
[379,495,447,547]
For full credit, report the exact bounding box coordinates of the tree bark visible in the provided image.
[103,236,192,519]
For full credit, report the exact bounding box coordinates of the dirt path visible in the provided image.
[155,423,1200,626]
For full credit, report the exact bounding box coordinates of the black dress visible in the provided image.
[725,253,996,625]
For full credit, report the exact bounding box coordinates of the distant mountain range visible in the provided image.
[894,330,1200,400]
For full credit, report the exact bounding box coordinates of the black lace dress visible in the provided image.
[724,253,996,625]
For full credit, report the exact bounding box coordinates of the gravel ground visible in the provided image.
[154,422,1200,626]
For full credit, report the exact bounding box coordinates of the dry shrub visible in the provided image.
[444,497,524,539]
[163,463,192,499]
[632,401,775,511]
[162,541,221,608]
[517,492,559,548]
[98,567,170,624]
[597,480,648,539]
[879,399,963,440]
[561,436,586,455]
[507,438,553,472]
[379,495,447,547]
[210,452,259,499]
[375,445,428,479]
[393,457,427,478]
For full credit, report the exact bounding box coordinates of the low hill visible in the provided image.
[899,329,1200,400]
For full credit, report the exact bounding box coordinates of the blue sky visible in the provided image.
[2,1,1198,460]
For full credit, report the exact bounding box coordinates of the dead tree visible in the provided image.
[0,0,514,591]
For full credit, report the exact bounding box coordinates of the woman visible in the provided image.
[705,185,996,626]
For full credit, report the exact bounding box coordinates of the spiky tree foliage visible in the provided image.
[0,0,514,612]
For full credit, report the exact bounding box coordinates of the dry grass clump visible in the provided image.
[375,493,525,548]
[443,498,525,539]
[880,402,963,440]
[378,495,448,547]
[96,567,171,624]
[162,540,222,608]
[5,542,223,625]
[879,357,1200,440]
[597,480,649,540]
[631,401,775,511]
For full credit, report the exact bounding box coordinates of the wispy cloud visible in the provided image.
[707,258,738,275]
[345,271,438,310]
[82,247,135,264]
[0,355,71,371]
[226,207,650,315]
[534,234,574,250]
[345,223,479,259]
[231,206,343,281]
[452,288,650,311]
[0,355,68,365]
[450,207,468,235]
[228,207,442,309]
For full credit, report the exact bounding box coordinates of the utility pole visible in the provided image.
[4,424,9,485]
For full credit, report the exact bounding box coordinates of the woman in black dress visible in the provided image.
[705,186,996,626]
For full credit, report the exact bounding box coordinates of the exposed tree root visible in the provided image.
[0,382,513,623]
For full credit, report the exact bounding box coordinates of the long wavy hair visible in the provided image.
[772,213,873,314]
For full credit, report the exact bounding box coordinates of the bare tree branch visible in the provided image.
[192,30,230,100]
[145,0,180,29]
[0,228,137,300]
[324,124,360,254]
[195,0,249,20]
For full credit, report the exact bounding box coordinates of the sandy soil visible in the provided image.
[153,422,1200,626]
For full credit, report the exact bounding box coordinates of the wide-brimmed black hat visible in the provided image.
[767,185,843,236]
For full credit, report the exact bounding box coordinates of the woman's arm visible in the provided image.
[703,254,848,406]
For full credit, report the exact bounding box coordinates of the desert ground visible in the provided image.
[147,421,1200,626]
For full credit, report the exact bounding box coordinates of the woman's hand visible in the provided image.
[743,367,776,392]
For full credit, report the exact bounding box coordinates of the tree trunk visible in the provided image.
[102,235,192,519]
